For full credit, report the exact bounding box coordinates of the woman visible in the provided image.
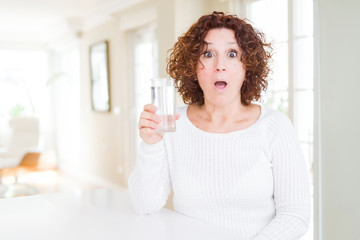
[129,11,310,240]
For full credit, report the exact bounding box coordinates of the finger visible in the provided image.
[175,113,180,120]
[140,111,162,123]
[143,104,158,113]
[140,127,156,135]
[139,118,160,130]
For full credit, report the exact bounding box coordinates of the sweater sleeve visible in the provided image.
[252,114,311,240]
[128,139,172,215]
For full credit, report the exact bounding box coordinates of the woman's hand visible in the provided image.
[139,104,180,144]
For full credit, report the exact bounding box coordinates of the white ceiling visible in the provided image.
[0,0,143,44]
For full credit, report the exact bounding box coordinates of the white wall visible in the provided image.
[79,19,125,185]
[315,0,360,239]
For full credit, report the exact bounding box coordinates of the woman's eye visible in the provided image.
[228,51,237,58]
[204,51,213,58]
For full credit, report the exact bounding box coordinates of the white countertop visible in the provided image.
[0,187,239,240]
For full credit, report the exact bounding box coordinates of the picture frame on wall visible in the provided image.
[89,40,111,112]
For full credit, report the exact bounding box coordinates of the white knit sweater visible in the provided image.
[128,104,311,240]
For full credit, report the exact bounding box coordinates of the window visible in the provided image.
[0,50,48,118]
[0,48,81,166]
[0,49,49,146]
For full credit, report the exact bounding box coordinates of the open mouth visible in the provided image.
[214,81,227,90]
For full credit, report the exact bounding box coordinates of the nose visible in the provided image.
[215,57,226,72]
[216,66,226,71]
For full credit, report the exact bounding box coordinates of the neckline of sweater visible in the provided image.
[182,104,265,136]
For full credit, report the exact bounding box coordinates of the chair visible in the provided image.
[0,117,40,168]
[0,117,41,198]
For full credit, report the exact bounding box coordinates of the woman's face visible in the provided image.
[196,28,246,106]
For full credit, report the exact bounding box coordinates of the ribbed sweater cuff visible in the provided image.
[140,139,164,152]
[138,140,166,165]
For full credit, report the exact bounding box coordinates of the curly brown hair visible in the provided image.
[167,11,272,106]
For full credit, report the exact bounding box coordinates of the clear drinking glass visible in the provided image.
[150,77,176,132]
